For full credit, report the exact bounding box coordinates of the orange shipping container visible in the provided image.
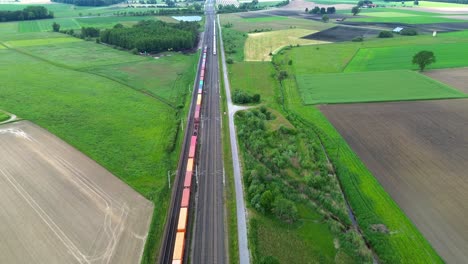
[172,261,181,264]
[186,158,194,173]
[177,207,188,232]
[173,232,185,261]
[197,94,202,105]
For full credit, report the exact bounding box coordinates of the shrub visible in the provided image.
[352,36,364,42]
[378,31,393,38]
[400,28,418,36]
[233,90,261,104]
[226,58,234,64]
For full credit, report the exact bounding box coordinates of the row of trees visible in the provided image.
[306,6,336,14]
[112,7,203,16]
[0,6,53,22]
[51,0,123,6]
[100,20,199,53]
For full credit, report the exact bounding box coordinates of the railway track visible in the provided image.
[159,0,223,262]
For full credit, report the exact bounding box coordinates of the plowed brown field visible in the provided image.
[0,121,153,264]
[424,67,468,93]
[319,99,468,264]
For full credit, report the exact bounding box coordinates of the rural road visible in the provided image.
[191,0,226,263]
[218,14,251,264]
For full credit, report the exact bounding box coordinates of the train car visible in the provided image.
[186,157,194,174]
[201,69,205,79]
[177,207,188,232]
[172,232,185,263]
[183,170,193,188]
[189,136,197,158]
[198,88,203,94]
[197,94,202,105]
[194,104,201,123]
[199,80,203,88]
[181,188,191,208]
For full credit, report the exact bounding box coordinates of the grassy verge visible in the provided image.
[219,55,240,264]
[0,112,9,122]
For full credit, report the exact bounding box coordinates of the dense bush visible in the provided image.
[100,20,199,53]
[81,27,100,38]
[400,28,418,36]
[0,6,53,22]
[232,90,260,104]
[378,31,393,38]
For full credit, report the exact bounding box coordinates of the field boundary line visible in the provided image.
[341,47,361,72]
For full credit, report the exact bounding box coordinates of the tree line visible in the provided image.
[51,0,123,6]
[100,20,199,53]
[0,6,53,22]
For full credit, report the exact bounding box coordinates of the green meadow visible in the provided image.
[297,70,466,104]
[345,42,468,72]
[0,9,198,262]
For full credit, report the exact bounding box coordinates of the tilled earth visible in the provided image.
[320,99,468,264]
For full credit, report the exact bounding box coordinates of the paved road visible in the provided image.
[191,1,226,263]
[217,14,251,264]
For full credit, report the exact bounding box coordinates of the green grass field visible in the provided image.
[250,208,337,264]
[229,62,277,104]
[18,18,81,32]
[346,42,468,72]
[0,112,9,122]
[297,70,466,104]
[87,53,198,105]
[7,38,145,68]
[0,47,174,198]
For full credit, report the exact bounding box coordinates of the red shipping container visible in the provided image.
[181,188,190,208]
[189,136,197,158]
[184,170,192,188]
[194,105,201,123]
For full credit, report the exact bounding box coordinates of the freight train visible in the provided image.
[171,45,208,264]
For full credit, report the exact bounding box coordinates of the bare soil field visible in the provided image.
[302,25,380,42]
[424,67,468,93]
[0,121,153,264]
[319,99,468,264]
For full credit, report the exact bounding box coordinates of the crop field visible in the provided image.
[345,42,468,72]
[0,121,153,264]
[319,99,468,263]
[424,67,468,93]
[220,13,333,32]
[244,29,327,61]
[297,70,466,104]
